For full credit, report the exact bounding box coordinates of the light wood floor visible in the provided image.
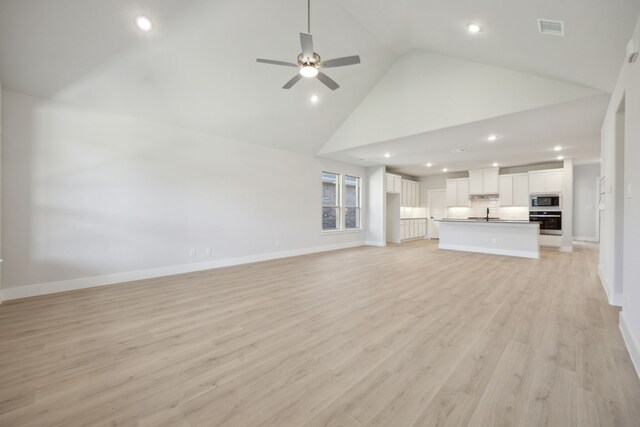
[1,240,639,426]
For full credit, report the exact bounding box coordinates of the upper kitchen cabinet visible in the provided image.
[528,169,563,194]
[469,168,499,195]
[499,173,529,207]
[386,173,402,194]
[446,178,470,207]
[401,179,420,207]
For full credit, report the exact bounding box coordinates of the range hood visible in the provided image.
[469,194,499,200]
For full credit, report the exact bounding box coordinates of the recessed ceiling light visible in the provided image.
[310,94,319,103]
[487,134,498,142]
[443,168,448,172]
[554,145,563,151]
[300,66,318,78]
[384,153,391,158]
[135,15,153,32]
[557,155,565,160]
[492,162,499,167]
[426,163,432,167]
[467,23,482,34]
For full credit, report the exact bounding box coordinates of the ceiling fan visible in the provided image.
[256,0,361,91]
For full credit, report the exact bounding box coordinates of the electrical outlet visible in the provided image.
[189,248,196,257]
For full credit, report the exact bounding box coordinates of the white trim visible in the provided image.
[1,241,366,301]
[573,236,599,242]
[620,311,640,379]
[438,244,539,259]
[365,240,386,247]
[598,265,623,306]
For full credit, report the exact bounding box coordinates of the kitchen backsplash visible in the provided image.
[401,207,427,218]
[447,199,529,220]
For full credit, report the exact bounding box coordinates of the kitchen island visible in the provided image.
[436,219,540,259]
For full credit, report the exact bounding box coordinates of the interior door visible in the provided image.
[428,189,447,239]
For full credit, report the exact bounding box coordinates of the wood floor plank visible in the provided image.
[0,241,637,426]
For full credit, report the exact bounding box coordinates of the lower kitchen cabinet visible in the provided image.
[400,218,427,241]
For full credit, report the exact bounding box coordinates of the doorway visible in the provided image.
[427,189,447,239]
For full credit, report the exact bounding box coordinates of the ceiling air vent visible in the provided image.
[538,19,565,37]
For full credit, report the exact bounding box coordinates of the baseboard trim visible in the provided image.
[573,236,599,242]
[2,241,367,301]
[598,265,623,307]
[620,312,640,379]
[365,241,386,247]
[438,244,539,259]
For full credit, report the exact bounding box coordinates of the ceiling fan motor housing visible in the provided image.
[298,52,321,67]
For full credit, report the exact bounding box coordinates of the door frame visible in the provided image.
[427,189,447,239]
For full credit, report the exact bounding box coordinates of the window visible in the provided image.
[322,172,340,231]
[321,172,362,232]
[344,175,361,229]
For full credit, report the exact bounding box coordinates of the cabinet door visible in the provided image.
[446,180,458,207]
[457,179,470,207]
[513,175,529,206]
[401,181,408,206]
[499,176,513,206]
[419,219,426,236]
[529,173,545,194]
[394,176,402,193]
[469,170,484,195]
[400,221,406,240]
[414,182,420,207]
[386,174,394,193]
[545,171,563,193]
[483,169,499,194]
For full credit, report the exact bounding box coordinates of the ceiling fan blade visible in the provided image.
[321,55,361,68]
[316,71,340,91]
[283,73,303,89]
[300,32,314,60]
[257,58,298,67]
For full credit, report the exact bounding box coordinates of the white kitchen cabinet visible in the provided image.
[499,175,513,206]
[400,179,420,207]
[400,218,427,241]
[386,173,402,193]
[513,174,530,206]
[469,168,499,195]
[545,171,563,193]
[446,178,470,207]
[498,173,529,207]
[528,169,563,194]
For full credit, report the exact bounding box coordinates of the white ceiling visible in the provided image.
[0,0,396,154]
[322,94,609,176]
[0,0,637,162]
[339,0,640,93]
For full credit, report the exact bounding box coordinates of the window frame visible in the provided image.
[343,175,361,230]
[321,171,363,234]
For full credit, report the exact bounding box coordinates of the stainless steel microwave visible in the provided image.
[530,195,561,210]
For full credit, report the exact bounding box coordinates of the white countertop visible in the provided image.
[438,219,537,225]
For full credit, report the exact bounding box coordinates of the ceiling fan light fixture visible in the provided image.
[300,65,318,78]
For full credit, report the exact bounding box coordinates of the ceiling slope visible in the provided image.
[318,51,602,156]
[0,0,396,155]
[338,0,640,93]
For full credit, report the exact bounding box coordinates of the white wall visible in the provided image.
[1,91,367,298]
[573,163,600,241]
[0,79,3,301]
[365,166,386,246]
[600,14,640,376]
[320,51,602,154]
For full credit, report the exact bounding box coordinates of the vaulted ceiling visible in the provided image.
[1,0,639,169]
